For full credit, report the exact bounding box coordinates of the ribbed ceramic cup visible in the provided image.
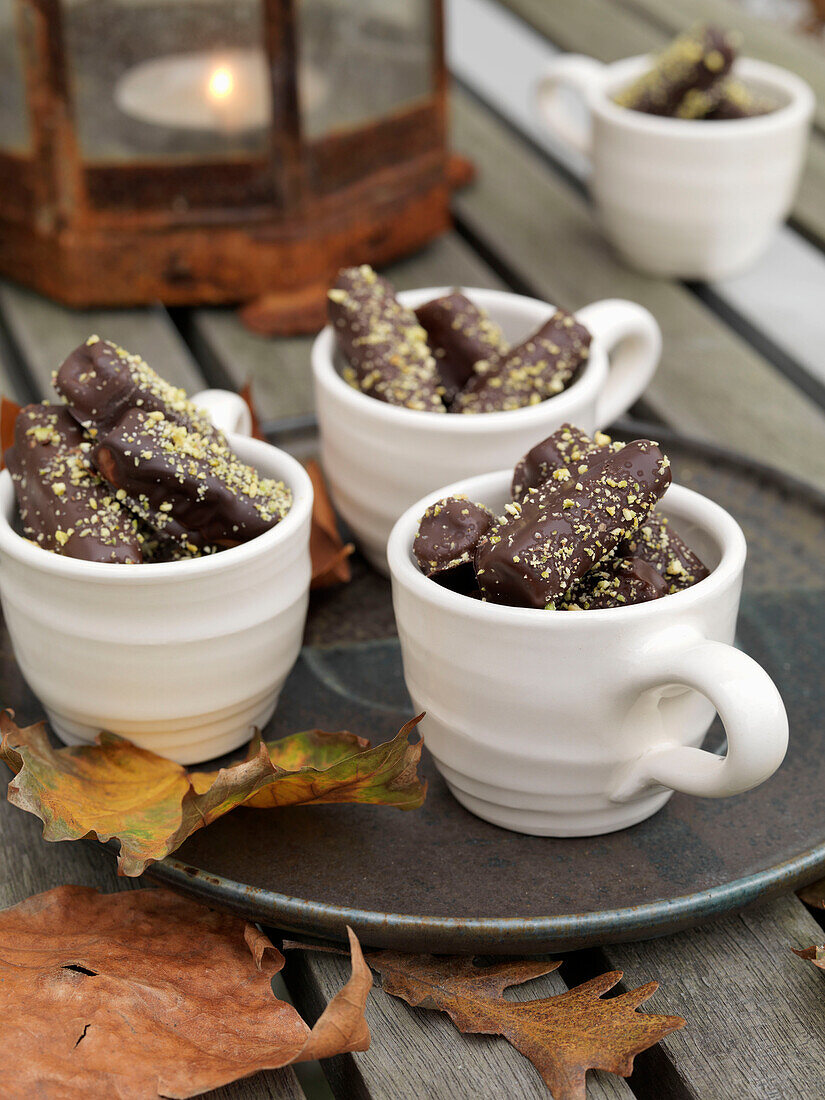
[537,55,814,278]
[313,287,661,574]
[0,394,312,765]
[388,472,788,836]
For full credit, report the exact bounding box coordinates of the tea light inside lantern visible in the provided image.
[115,48,327,136]
[115,48,272,133]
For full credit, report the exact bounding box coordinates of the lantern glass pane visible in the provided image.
[0,0,31,152]
[62,0,272,162]
[298,0,434,140]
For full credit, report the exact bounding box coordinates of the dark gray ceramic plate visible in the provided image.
[6,425,825,954]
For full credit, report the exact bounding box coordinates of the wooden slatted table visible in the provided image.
[2,1,825,1097]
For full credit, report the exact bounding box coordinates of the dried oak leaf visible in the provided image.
[0,885,371,1099]
[289,947,684,1100]
[0,711,425,876]
[307,459,354,589]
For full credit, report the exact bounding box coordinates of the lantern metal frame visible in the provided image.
[0,0,451,331]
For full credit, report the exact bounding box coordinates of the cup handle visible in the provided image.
[535,54,604,160]
[611,637,788,803]
[575,299,662,428]
[192,389,253,437]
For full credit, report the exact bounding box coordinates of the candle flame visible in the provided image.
[208,65,234,101]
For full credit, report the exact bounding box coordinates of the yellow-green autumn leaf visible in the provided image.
[0,711,426,877]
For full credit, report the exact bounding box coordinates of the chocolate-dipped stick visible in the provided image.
[413,495,495,593]
[511,424,619,502]
[327,266,444,413]
[6,404,143,563]
[452,309,590,414]
[55,335,222,442]
[93,409,291,553]
[614,25,737,118]
[702,78,771,120]
[621,511,709,593]
[415,292,508,405]
[475,440,671,608]
[558,556,668,610]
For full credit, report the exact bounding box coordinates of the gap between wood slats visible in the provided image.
[0,282,206,398]
[560,893,825,1100]
[282,947,638,1100]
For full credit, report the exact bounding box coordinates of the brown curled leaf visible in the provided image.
[0,395,21,468]
[307,459,354,588]
[0,885,371,1099]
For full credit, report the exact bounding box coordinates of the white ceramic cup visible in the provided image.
[0,392,313,765]
[388,472,788,836]
[537,54,814,279]
[313,287,661,574]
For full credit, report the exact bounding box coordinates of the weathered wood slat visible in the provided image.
[0,319,31,404]
[449,86,825,485]
[0,785,305,1100]
[600,894,825,1099]
[496,0,825,247]
[188,233,506,426]
[795,130,825,248]
[0,282,206,398]
[284,948,634,1099]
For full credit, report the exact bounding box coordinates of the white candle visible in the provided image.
[114,49,272,134]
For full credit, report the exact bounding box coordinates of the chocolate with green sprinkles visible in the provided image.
[93,409,291,553]
[511,424,619,503]
[621,510,709,593]
[558,555,668,610]
[475,440,671,608]
[55,335,222,442]
[6,403,144,563]
[452,309,590,414]
[702,78,772,120]
[328,266,444,413]
[413,494,495,593]
[614,25,737,118]
[415,292,508,406]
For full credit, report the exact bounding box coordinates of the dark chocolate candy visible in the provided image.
[415,292,508,406]
[475,440,671,608]
[614,25,736,118]
[621,510,709,593]
[328,266,444,413]
[701,78,772,120]
[55,335,222,442]
[558,555,668,610]
[413,495,495,592]
[93,409,291,552]
[511,424,619,503]
[452,309,590,414]
[6,404,143,563]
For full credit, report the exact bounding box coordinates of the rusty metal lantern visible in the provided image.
[0,0,451,331]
